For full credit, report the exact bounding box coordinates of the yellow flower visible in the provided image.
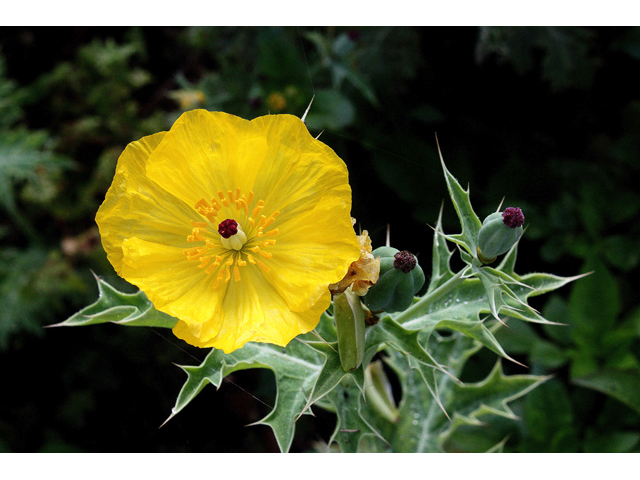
[96,110,360,353]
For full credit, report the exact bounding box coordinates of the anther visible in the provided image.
[198,256,211,268]
[213,270,224,289]
[251,201,265,219]
[218,190,230,207]
[263,211,280,228]
[205,262,218,275]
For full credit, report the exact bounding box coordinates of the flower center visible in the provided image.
[182,188,280,289]
[218,219,247,251]
[218,219,238,238]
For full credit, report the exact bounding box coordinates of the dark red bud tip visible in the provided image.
[218,219,239,238]
[393,251,417,273]
[502,207,524,228]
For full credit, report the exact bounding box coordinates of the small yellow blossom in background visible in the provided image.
[96,110,360,353]
[169,90,206,110]
[266,92,287,112]
[329,228,380,296]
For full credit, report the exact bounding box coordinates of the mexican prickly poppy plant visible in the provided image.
[96,110,360,353]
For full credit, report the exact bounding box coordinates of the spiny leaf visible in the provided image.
[395,274,525,365]
[295,340,360,419]
[384,349,449,452]
[366,316,455,377]
[440,361,549,448]
[327,374,388,452]
[436,137,482,256]
[167,338,326,453]
[427,204,456,294]
[49,273,177,329]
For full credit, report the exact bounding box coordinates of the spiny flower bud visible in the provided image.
[477,207,524,264]
[364,247,425,313]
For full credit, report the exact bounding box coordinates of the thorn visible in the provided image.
[159,410,177,429]
[301,94,315,123]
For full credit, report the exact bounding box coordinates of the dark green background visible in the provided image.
[1,27,639,452]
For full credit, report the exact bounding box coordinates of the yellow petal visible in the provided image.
[263,193,360,311]
[96,132,197,274]
[172,266,330,352]
[119,238,226,332]
[145,110,268,208]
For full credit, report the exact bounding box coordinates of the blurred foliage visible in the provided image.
[1,26,640,452]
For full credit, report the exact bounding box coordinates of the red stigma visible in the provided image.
[393,251,417,273]
[218,219,239,238]
[502,207,525,228]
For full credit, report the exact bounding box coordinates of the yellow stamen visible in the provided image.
[212,270,224,289]
[246,254,256,264]
[251,201,265,219]
[263,211,280,229]
[195,198,210,209]
[218,190,230,207]
[233,265,241,282]
[224,268,231,283]
[183,246,201,257]
[237,258,247,267]
[256,260,270,273]
[237,197,248,214]
[258,250,273,259]
[205,261,218,275]
[265,228,279,237]
[198,256,211,268]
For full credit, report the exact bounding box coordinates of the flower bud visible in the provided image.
[364,247,425,313]
[477,207,524,264]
